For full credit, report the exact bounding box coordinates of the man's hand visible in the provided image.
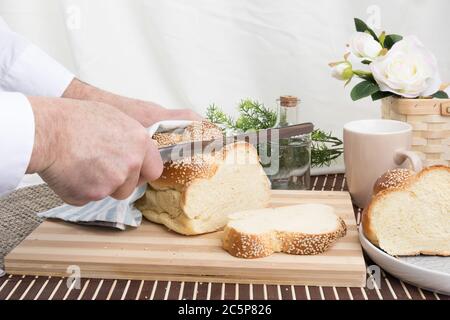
[63,79,202,127]
[26,97,163,206]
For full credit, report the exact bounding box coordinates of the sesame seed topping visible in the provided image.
[376,168,414,193]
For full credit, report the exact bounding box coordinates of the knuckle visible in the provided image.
[135,128,149,144]
[126,126,147,146]
[145,160,164,182]
[111,173,127,188]
[84,188,111,202]
[104,164,128,187]
[64,198,89,207]
[126,155,142,172]
[111,188,133,201]
[130,132,149,153]
[134,136,145,148]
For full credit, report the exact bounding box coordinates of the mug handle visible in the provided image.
[394,149,423,172]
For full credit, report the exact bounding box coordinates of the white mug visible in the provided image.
[344,119,423,208]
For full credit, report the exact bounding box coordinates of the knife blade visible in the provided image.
[158,122,314,162]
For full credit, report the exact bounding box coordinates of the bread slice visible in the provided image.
[363,165,450,256]
[136,141,271,235]
[222,204,347,259]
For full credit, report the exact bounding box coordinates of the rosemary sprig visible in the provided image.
[311,129,344,167]
[205,101,343,167]
[206,99,277,132]
[205,104,234,128]
[235,99,278,131]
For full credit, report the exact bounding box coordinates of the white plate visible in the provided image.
[358,227,450,295]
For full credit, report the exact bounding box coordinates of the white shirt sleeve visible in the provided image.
[0,20,74,96]
[0,92,34,197]
[0,18,74,196]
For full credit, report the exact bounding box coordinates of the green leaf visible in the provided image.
[351,80,380,101]
[371,91,394,101]
[379,31,386,46]
[353,70,375,82]
[384,34,403,49]
[354,18,379,41]
[431,91,449,99]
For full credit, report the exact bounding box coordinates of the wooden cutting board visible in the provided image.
[5,190,366,287]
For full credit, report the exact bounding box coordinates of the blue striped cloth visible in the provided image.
[38,185,146,230]
[37,120,194,230]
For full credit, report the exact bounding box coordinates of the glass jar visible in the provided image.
[259,95,311,190]
[260,134,311,190]
[277,95,299,127]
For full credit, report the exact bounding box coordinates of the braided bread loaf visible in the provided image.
[362,165,450,256]
[137,121,271,235]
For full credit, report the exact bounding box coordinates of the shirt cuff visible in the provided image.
[0,92,35,196]
[1,43,74,97]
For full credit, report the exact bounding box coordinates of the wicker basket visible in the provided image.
[381,97,450,167]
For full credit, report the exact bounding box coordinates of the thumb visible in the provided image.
[140,139,164,182]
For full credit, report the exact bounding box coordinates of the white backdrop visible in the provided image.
[1,0,449,187]
[1,0,450,137]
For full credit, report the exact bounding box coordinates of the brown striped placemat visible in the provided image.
[0,174,449,300]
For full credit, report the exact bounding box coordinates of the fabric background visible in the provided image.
[1,0,449,182]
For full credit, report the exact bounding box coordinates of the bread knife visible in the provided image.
[158,122,314,162]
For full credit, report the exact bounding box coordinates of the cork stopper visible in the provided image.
[279,95,299,108]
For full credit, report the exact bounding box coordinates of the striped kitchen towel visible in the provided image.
[37,120,194,230]
[38,185,147,230]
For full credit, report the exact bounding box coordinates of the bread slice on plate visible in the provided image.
[222,204,347,259]
[363,165,450,256]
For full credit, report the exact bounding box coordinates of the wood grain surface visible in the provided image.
[5,190,366,287]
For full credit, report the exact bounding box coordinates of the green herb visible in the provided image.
[206,101,343,167]
[206,99,277,132]
[205,103,234,128]
[236,99,278,131]
[311,129,344,168]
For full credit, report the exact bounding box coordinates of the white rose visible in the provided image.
[370,36,441,98]
[349,32,382,61]
[331,61,353,81]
